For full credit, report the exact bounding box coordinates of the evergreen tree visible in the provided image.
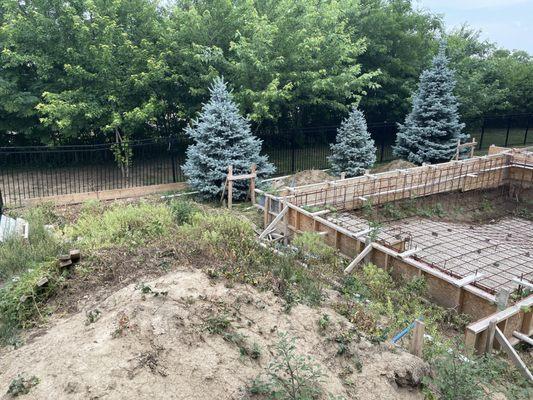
[328,107,377,177]
[393,42,468,164]
[182,77,275,199]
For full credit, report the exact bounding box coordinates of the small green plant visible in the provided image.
[248,333,324,400]
[317,314,330,333]
[111,312,132,338]
[136,283,168,299]
[203,314,232,335]
[85,309,102,325]
[367,221,382,241]
[168,199,199,225]
[7,374,39,396]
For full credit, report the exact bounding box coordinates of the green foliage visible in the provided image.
[248,333,324,400]
[7,374,39,397]
[424,344,533,400]
[167,199,199,225]
[0,205,65,280]
[394,42,467,165]
[67,202,174,248]
[0,261,64,344]
[180,212,327,308]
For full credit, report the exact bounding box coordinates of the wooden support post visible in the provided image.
[335,230,341,250]
[495,327,533,382]
[496,289,510,311]
[250,164,256,204]
[227,165,233,209]
[410,320,425,358]
[344,243,373,274]
[340,172,346,180]
[263,196,271,227]
[485,319,497,353]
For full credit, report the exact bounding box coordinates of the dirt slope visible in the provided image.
[0,269,428,399]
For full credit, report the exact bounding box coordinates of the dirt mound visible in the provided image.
[271,169,335,189]
[372,160,417,174]
[0,269,428,400]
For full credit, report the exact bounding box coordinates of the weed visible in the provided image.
[248,333,324,400]
[367,221,382,241]
[167,199,199,225]
[67,202,174,248]
[317,314,330,333]
[7,374,39,396]
[203,314,232,335]
[0,261,64,344]
[0,205,65,281]
[112,312,132,338]
[136,283,168,299]
[85,309,101,325]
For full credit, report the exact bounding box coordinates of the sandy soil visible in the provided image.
[0,269,428,400]
[270,170,335,190]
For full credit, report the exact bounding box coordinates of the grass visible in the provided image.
[0,204,65,281]
[66,201,174,248]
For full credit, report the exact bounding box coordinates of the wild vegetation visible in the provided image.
[0,198,530,398]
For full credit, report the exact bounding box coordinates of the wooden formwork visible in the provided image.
[269,150,531,212]
[255,148,533,353]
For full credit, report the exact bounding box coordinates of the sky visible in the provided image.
[416,0,533,53]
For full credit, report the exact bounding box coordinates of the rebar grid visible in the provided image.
[327,212,533,295]
[292,155,514,210]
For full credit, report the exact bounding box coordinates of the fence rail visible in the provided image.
[1,114,531,206]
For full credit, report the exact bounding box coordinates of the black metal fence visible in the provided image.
[0,114,531,206]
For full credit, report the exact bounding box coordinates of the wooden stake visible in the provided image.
[495,326,533,382]
[410,319,425,358]
[485,319,497,353]
[250,163,256,204]
[227,165,233,209]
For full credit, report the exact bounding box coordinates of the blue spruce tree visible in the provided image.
[182,77,274,199]
[328,107,376,177]
[393,43,468,164]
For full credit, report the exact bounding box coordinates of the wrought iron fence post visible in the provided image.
[478,118,485,150]
[524,115,530,145]
[504,116,511,147]
[291,135,296,173]
[169,138,177,183]
[380,138,385,163]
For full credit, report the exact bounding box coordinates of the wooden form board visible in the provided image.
[21,182,188,207]
[465,295,533,353]
[261,150,531,213]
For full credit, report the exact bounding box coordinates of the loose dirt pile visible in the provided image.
[371,160,416,174]
[0,269,428,400]
[270,170,335,189]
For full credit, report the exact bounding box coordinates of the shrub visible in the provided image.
[167,198,199,225]
[67,202,174,248]
[0,261,64,344]
[248,333,324,400]
[0,205,65,280]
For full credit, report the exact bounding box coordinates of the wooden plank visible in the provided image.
[456,273,485,288]
[344,243,373,274]
[485,319,497,353]
[228,173,257,181]
[23,182,187,207]
[259,205,288,240]
[513,331,533,346]
[227,166,233,209]
[467,295,533,334]
[495,327,533,382]
[250,164,256,204]
[410,320,425,358]
[399,247,419,258]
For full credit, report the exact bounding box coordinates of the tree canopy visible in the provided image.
[0,0,530,146]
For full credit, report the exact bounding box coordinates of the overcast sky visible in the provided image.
[416,0,533,53]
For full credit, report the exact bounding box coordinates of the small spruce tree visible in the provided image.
[393,42,468,164]
[328,107,376,177]
[182,77,274,199]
